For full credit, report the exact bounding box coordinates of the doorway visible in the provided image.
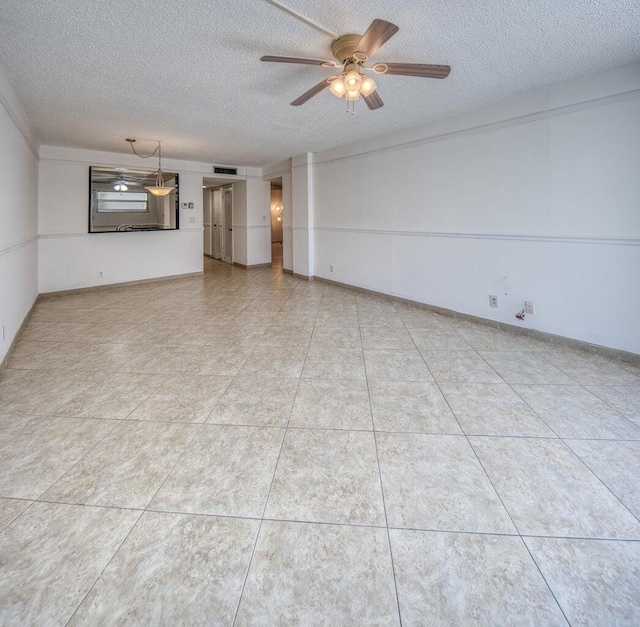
[270,178,283,268]
[203,180,234,264]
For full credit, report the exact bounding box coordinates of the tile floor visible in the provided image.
[1,250,640,625]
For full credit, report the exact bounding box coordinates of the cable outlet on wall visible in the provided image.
[525,301,535,315]
[98,270,103,278]
[330,264,334,273]
[489,295,499,308]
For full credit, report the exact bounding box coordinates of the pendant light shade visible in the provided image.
[344,70,362,91]
[329,76,347,97]
[145,168,173,196]
[359,76,377,97]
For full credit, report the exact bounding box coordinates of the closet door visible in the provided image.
[203,190,212,257]
[222,186,233,264]
[212,189,223,260]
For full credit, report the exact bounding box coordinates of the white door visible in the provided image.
[222,186,233,264]
[212,188,223,260]
[203,190,212,257]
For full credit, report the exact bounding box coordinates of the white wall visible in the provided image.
[232,178,271,267]
[0,70,39,363]
[312,64,640,354]
[38,146,209,292]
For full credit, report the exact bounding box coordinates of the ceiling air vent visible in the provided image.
[214,166,237,175]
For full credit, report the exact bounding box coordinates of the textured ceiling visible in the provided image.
[0,0,639,166]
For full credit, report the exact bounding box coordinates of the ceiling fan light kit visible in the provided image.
[260,18,451,112]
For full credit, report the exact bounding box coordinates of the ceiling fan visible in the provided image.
[261,19,451,110]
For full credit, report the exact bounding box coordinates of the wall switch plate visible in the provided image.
[489,295,499,308]
[525,301,535,315]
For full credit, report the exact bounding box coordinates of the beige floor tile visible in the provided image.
[41,421,199,509]
[525,537,640,626]
[567,439,640,518]
[471,436,640,538]
[208,376,298,426]
[457,328,530,352]
[513,385,640,439]
[0,417,117,499]
[391,529,566,625]
[129,374,232,423]
[309,326,362,349]
[480,351,576,385]
[0,370,106,415]
[315,309,360,327]
[235,520,399,626]
[118,344,191,374]
[377,433,515,533]
[0,414,45,446]
[441,383,556,437]
[544,350,640,386]
[360,326,415,350]
[0,498,31,531]
[5,258,640,624]
[588,385,640,424]
[150,424,284,517]
[397,309,455,331]
[369,380,461,434]
[410,329,472,351]
[258,324,313,349]
[357,310,405,327]
[53,372,166,419]
[422,350,503,384]
[302,347,366,379]
[365,349,434,382]
[265,429,385,525]
[4,340,57,363]
[0,502,139,626]
[239,346,307,377]
[289,378,372,430]
[69,512,259,626]
[10,341,141,373]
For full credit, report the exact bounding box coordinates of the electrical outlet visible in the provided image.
[1,325,4,342]
[525,301,535,315]
[489,295,499,308]
[330,265,334,273]
[98,270,103,278]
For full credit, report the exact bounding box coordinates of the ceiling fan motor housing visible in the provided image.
[331,34,363,64]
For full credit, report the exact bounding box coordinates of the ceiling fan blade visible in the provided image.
[363,91,384,110]
[353,19,399,60]
[378,63,451,78]
[261,55,337,66]
[291,80,330,106]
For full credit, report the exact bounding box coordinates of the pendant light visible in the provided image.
[126,138,175,197]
